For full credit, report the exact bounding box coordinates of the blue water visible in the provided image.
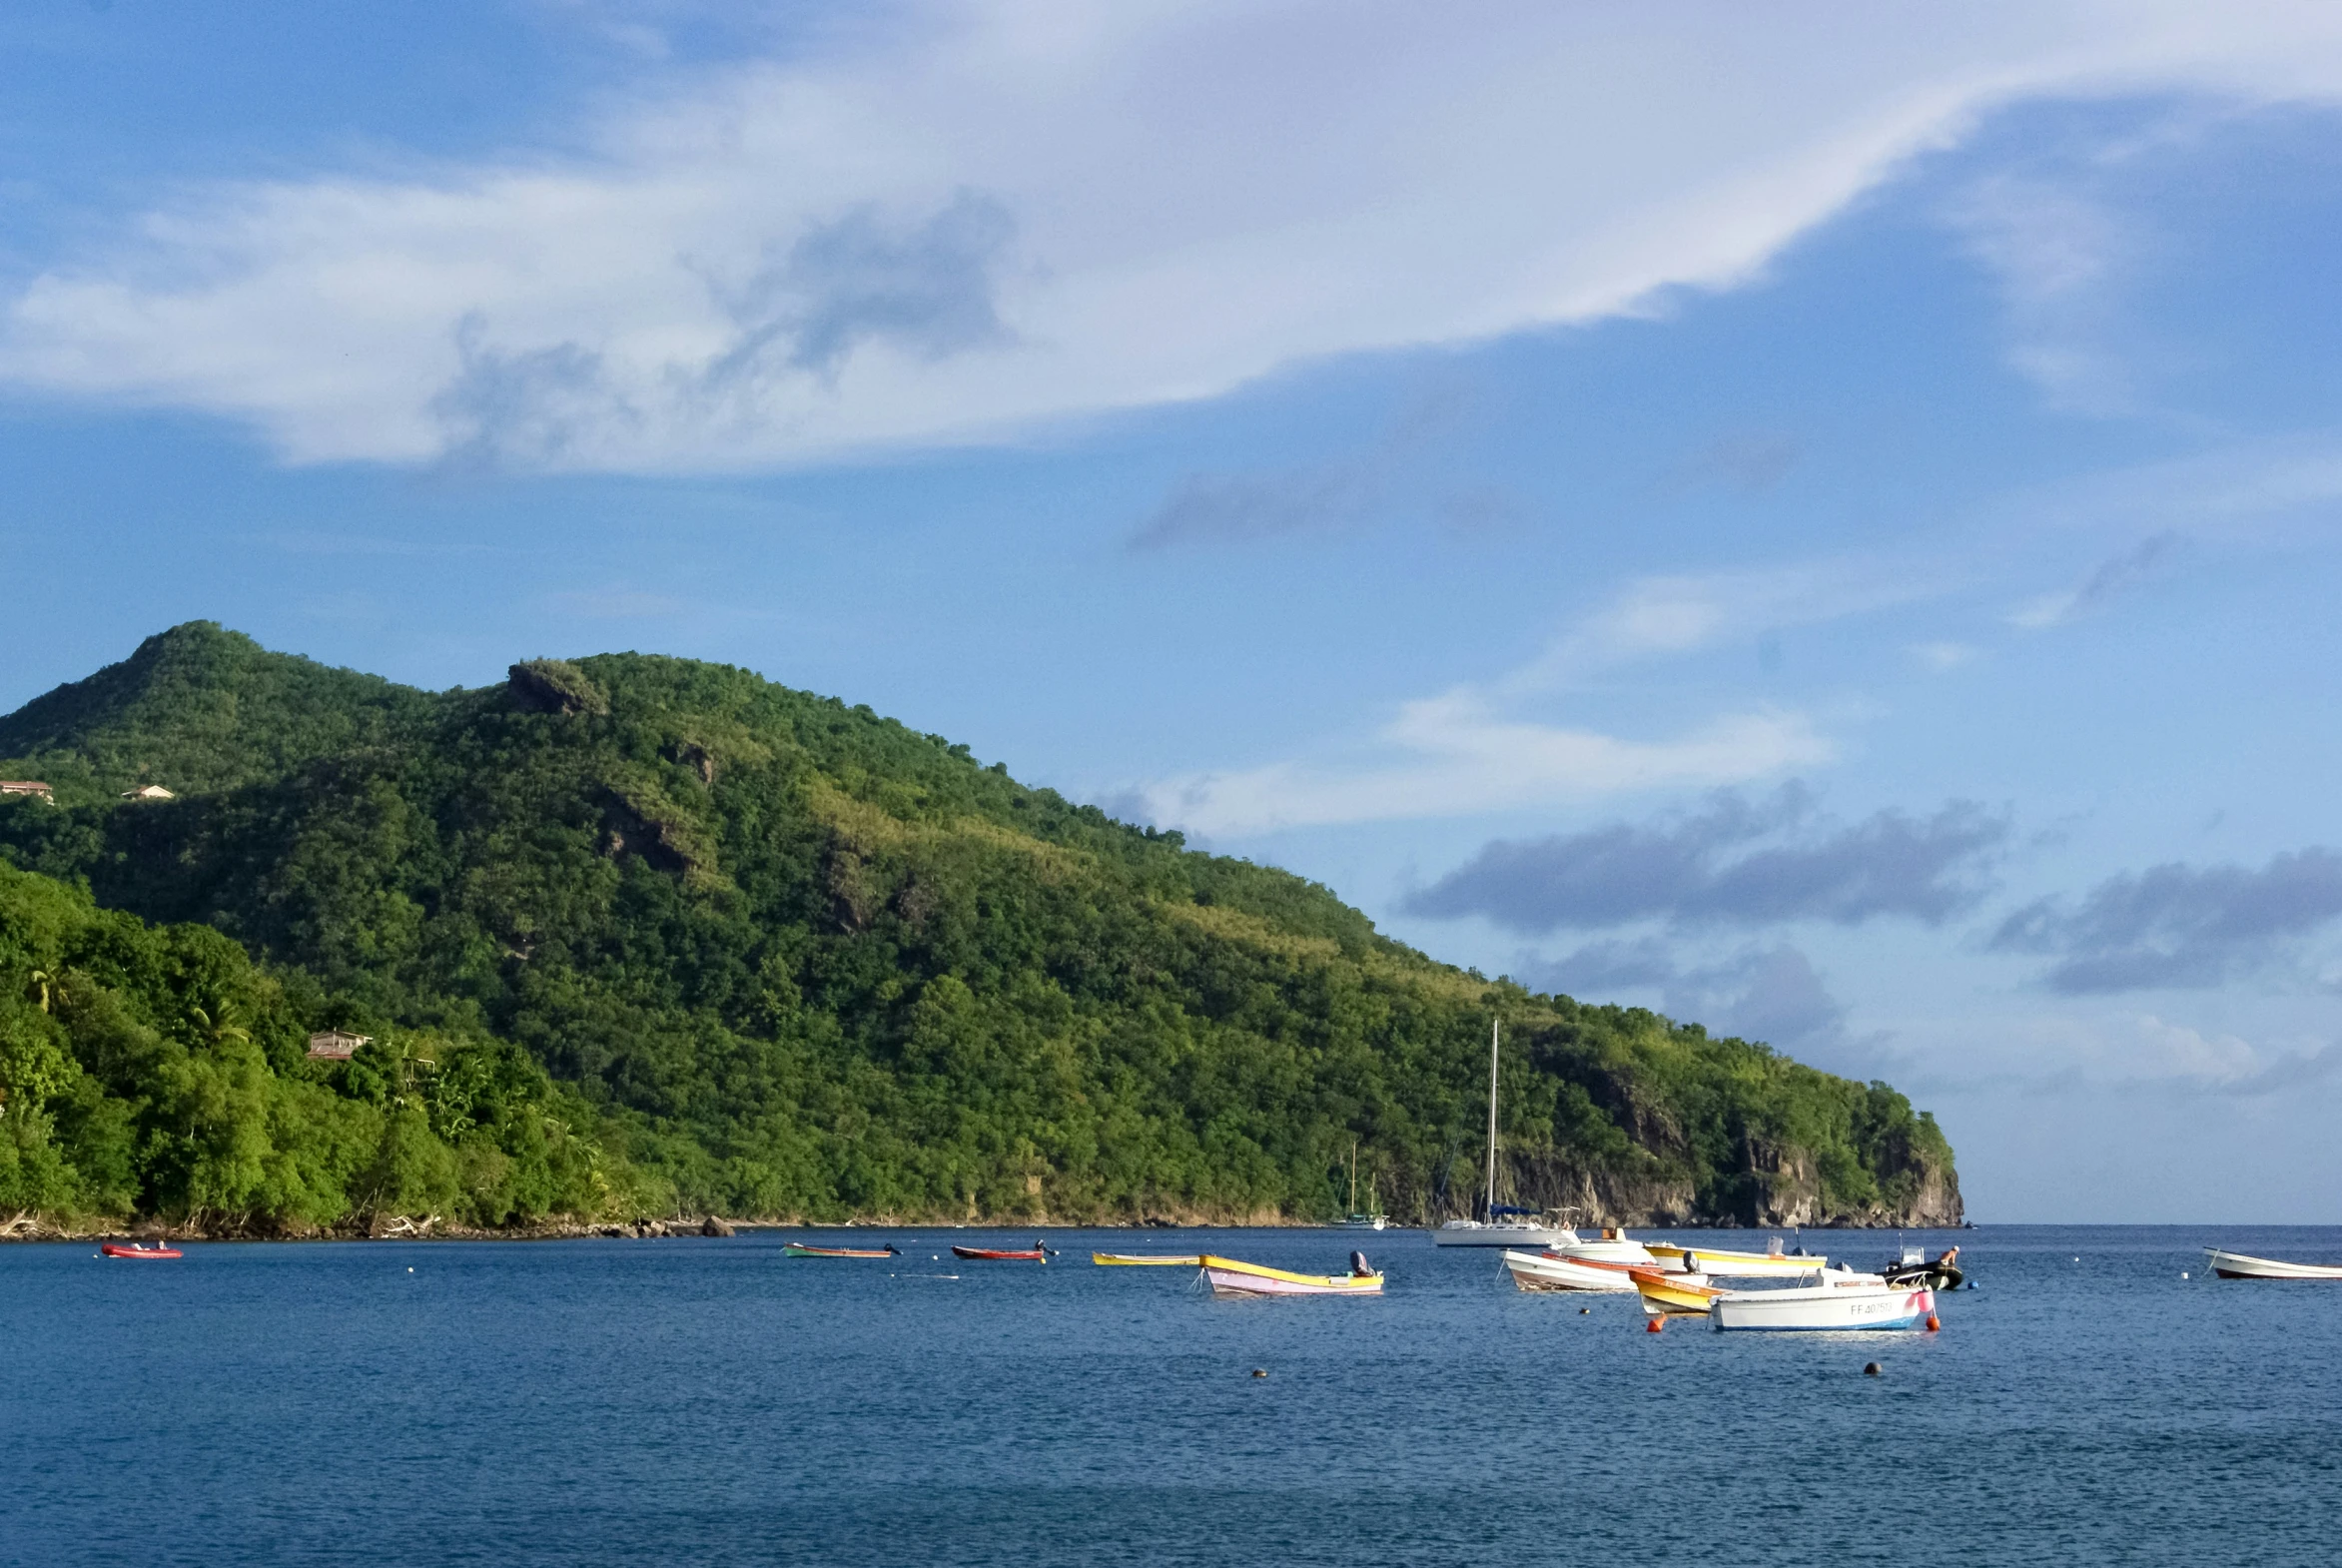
[4,1224,2338,1566]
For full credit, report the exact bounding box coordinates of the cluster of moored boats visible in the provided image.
[1495,1224,1958,1331]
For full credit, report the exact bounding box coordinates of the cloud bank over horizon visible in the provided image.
[13,1,2342,472]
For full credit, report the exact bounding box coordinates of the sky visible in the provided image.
[5,1,2342,1220]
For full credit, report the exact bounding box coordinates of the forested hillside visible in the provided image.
[0,623,1959,1231]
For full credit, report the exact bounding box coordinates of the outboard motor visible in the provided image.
[1349,1250,1373,1277]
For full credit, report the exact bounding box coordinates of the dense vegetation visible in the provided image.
[0,623,1957,1230]
[0,861,625,1229]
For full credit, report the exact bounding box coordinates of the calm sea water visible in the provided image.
[4,1224,2338,1566]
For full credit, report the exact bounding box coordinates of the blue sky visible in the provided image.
[7,2,2342,1219]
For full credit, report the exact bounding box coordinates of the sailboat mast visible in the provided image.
[1484,1018,1500,1221]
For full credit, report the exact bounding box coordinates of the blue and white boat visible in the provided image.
[1708,1267,1936,1331]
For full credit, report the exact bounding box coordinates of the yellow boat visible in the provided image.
[1629,1266,1729,1316]
[1643,1241,1827,1277]
[1197,1253,1384,1297]
[1093,1252,1202,1265]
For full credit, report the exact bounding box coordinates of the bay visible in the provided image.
[4,1224,2336,1566]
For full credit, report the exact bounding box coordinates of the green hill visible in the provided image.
[0,622,1959,1230]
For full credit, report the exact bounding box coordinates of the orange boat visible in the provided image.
[101,1242,182,1259]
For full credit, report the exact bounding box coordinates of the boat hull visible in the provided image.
[1093,1252,1201,1266]
[99,1243,182,1259]
[783,1243,896,1258]
[1501,1249,1637,1292]
[1710,1281,1934,1332]
[2205,1247,2342,1280]
[1198,1254,1383,1297]
[1628,1267,1726,1315]
[1645,1243,1828,1277]
[951,1245,1046,1261]
[1431,1222,1575,1248]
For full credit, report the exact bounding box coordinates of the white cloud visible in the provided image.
[1912,640,1979,669]
[12,1,2342,471]
[1136,690,1830,837]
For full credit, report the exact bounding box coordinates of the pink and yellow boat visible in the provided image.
[1198,1253,1384,1297]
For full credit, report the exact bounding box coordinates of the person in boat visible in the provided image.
[1349,1250,1373,1277]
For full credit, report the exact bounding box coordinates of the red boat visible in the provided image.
[951,1242,1050,1262]
[100,1242,183,1259]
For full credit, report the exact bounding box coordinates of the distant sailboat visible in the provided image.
[1334,1140,1386,1230]
[1431,1020,1573,1248]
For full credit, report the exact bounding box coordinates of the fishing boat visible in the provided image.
[1708,1268,1935,1332]
[1629,1266,1727,1316]
[1432,1020,1575,1248]
[1199,1252,1384,1297]
[100,1242,182,1259]
[782,1241,899,1258]
[1501,1248,1640,1292]
[951,1242,1049,1262]
[1554,1226,1656,1265]
[2204,1247,2342,1280]
[1643,1237,1827,1277]
[1880,1245,1963,1290]
[1093,1252,1202,1266]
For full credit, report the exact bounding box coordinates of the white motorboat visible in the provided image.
[1432,1019,1577,1247]
[1709,1268,1935,1332]
[1554,1226,1655,1265]
[1500,1248,1640,1292]
[2204,1247,2342,1280]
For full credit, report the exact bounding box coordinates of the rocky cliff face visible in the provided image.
[1487,1135,1961,1230]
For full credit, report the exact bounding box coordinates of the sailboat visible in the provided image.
[1334,1140,1386,1230]
[1430,1020,1575,1248]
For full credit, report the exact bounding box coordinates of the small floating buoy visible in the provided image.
[1250,1368,1267,1378]
[1579,1307,1591,1314]
[2180,1271,2189,1280]
[2072,1256,2080,1263]
[407,1266,414,1273]
[1864,1361,1883,1376]
[1646,1316,1664,1333]
[1925,1314,1940,1331]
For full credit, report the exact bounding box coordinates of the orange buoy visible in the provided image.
[1646,1315,1664,1333]
[1925,1314,1941,1331]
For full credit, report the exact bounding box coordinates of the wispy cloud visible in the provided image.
[1136,695,1829,838]
[1991,847,2342,992]
[15,4,2342,470]
[1406,783,2009,933]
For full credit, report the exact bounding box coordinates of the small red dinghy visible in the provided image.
[101,1242,183,1259]
[951,1242,1049,1262]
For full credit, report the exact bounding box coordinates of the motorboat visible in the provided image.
[783,1241,899,1258]
[1092,1252,1202,1265]
[1200,1251,1384,1297]
[1554,1226,1656,1265]
[951,1242,1049,1262]
[1501,1248,1638,1292]
[1628,1266,1727,1316]
[99,1242,182,1259]
[1708,1268,1935,1332]
[1880,1245,1963,1290]
[1644,1237,1828,1277]
[2204,1247,2342,1280]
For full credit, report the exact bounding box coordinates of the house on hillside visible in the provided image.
[306,1030,373,1061]
[120,784,176,801]
[0,781,53,803]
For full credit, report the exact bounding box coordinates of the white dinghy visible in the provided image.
[2205,1248,2342,1280]
[1709,1268,1937,1332]
[1500,1249,1640,1293]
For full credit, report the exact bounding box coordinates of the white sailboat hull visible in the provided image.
[2206,1247,2342,1280]
[1432,1221,1575,1248]
[1554,1236,1656,1265]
